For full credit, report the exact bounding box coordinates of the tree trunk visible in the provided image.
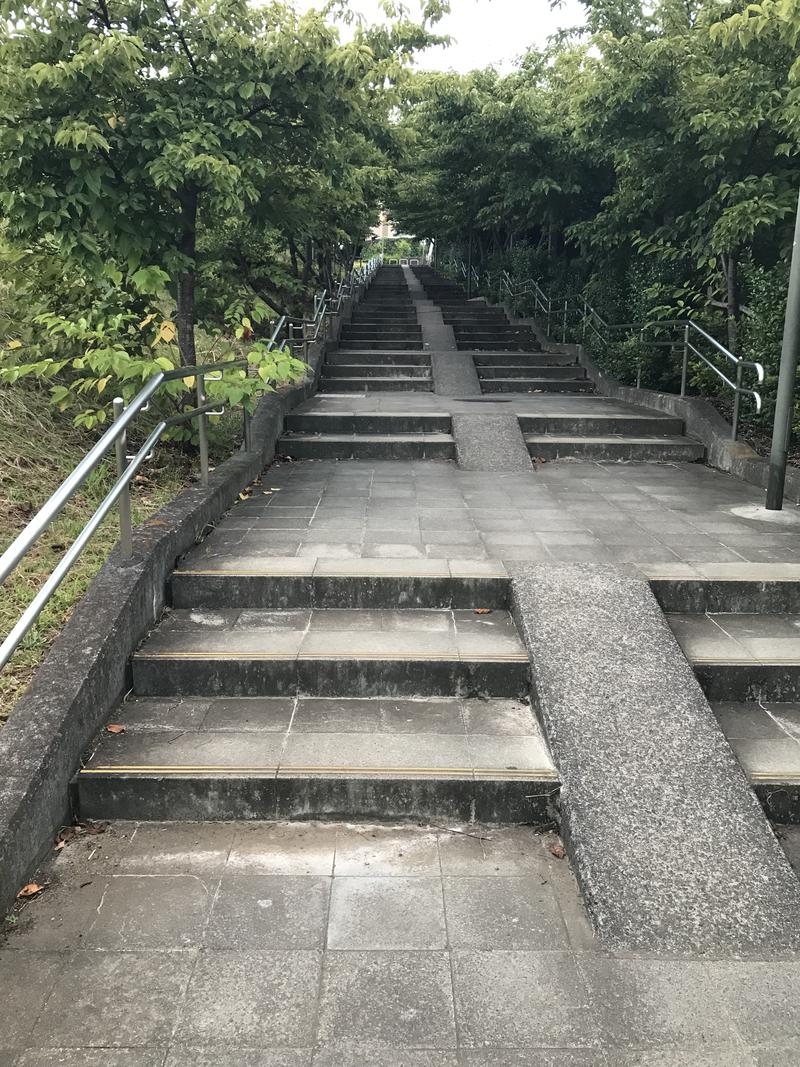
[176,186,198,367]
[301,238,313,285]
[288,236,299,278]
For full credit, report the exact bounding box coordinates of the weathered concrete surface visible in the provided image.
[0,309,347,913]
[510,563,800,954]
[452,413,533,471]
[431,352,482,395]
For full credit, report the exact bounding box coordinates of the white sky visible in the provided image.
[298,0,588,74]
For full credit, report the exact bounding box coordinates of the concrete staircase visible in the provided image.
[77,561,557,823]
[519,409,705,463]
[411,266,592,394]
[278,409,456,460]
[656,575,800,823]
[320,266,433,392]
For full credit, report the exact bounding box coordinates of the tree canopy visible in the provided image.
[0,0,440,429]
[390,0,800,356]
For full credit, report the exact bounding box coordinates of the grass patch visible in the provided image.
[0,385,199,722]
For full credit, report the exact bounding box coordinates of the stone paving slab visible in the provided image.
[292,392,679,416]
[178,460,800,568]
[2,820,800,1064]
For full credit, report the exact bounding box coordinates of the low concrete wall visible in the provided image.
[516,314,800,506]
[0,299,354,912]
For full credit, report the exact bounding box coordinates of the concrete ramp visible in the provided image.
[511,564,800,955]
[452,413,533,471]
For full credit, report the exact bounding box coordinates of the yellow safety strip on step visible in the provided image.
[750,771,800,783]
[80,764,558,779]
[135,650,529,662]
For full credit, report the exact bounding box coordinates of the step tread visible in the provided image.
[79,696,556,781]
[712,700,800,782]
[135,608,528,662]
[669,612,800,665]
[524,433,698,445]
[280,433,455,443]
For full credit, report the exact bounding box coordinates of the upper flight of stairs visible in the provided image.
[76,559,557,824]
[411,266,592,394]
[321,265,433,393]
[519,410,705,463]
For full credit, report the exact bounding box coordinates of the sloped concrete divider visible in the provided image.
[509,563,800,954]
[0,299,357,913]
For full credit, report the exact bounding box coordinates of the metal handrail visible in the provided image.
[450,259,763,440]
[0,255,381,674]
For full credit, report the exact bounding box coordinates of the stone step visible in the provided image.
[650,574,800,614]
[319,376,434,392]
[338,339,424,351]
[76,695,558,823]
[481,377,594,393]
[454,324,535,333]
[457,340,539,352]
[327,350,431,366]
[321,364,432,379]
[475,352,576,367]
[171,560,511,611]
[669,611,800,701]
[524,434,704,462]
[341,325,423,336]
[350,314,420,323]
[131,608,531,698]
[285,411,452,434]
[518,413,685,436]
[479,366,581,380]
[712,700,800,823]
[277,433,456,461]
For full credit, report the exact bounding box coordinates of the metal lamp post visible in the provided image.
[766,188,800,510]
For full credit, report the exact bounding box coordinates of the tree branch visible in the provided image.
[161,0,199,76]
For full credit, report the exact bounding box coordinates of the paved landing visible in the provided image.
[4,820,800,1064]
[182,459,800,567]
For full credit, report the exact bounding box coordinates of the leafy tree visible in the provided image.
[0,0,440,430]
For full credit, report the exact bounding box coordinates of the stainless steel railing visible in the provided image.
[0,255,381,674]
[443,261,763,440]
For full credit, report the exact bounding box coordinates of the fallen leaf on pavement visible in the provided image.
[474,608,492,615]
[16,883,45,899]
[106,724,125,734]
[548,843,566,859]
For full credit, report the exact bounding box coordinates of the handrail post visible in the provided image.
[196,372,210,487]
[112,398,132,560]
[732,361,743,441]
[562,299,568,343]
[546,297,552,338]
[680,325,689,397]
[581,298,587,342]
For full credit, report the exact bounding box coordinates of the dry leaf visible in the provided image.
[238,491,251,501]
[474,608,492,615]
[16,883,45,899]
[81,821,110,836]
[106,724,125,734]
[548,843,566,860]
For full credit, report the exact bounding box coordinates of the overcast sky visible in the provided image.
[298,0,588,73]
